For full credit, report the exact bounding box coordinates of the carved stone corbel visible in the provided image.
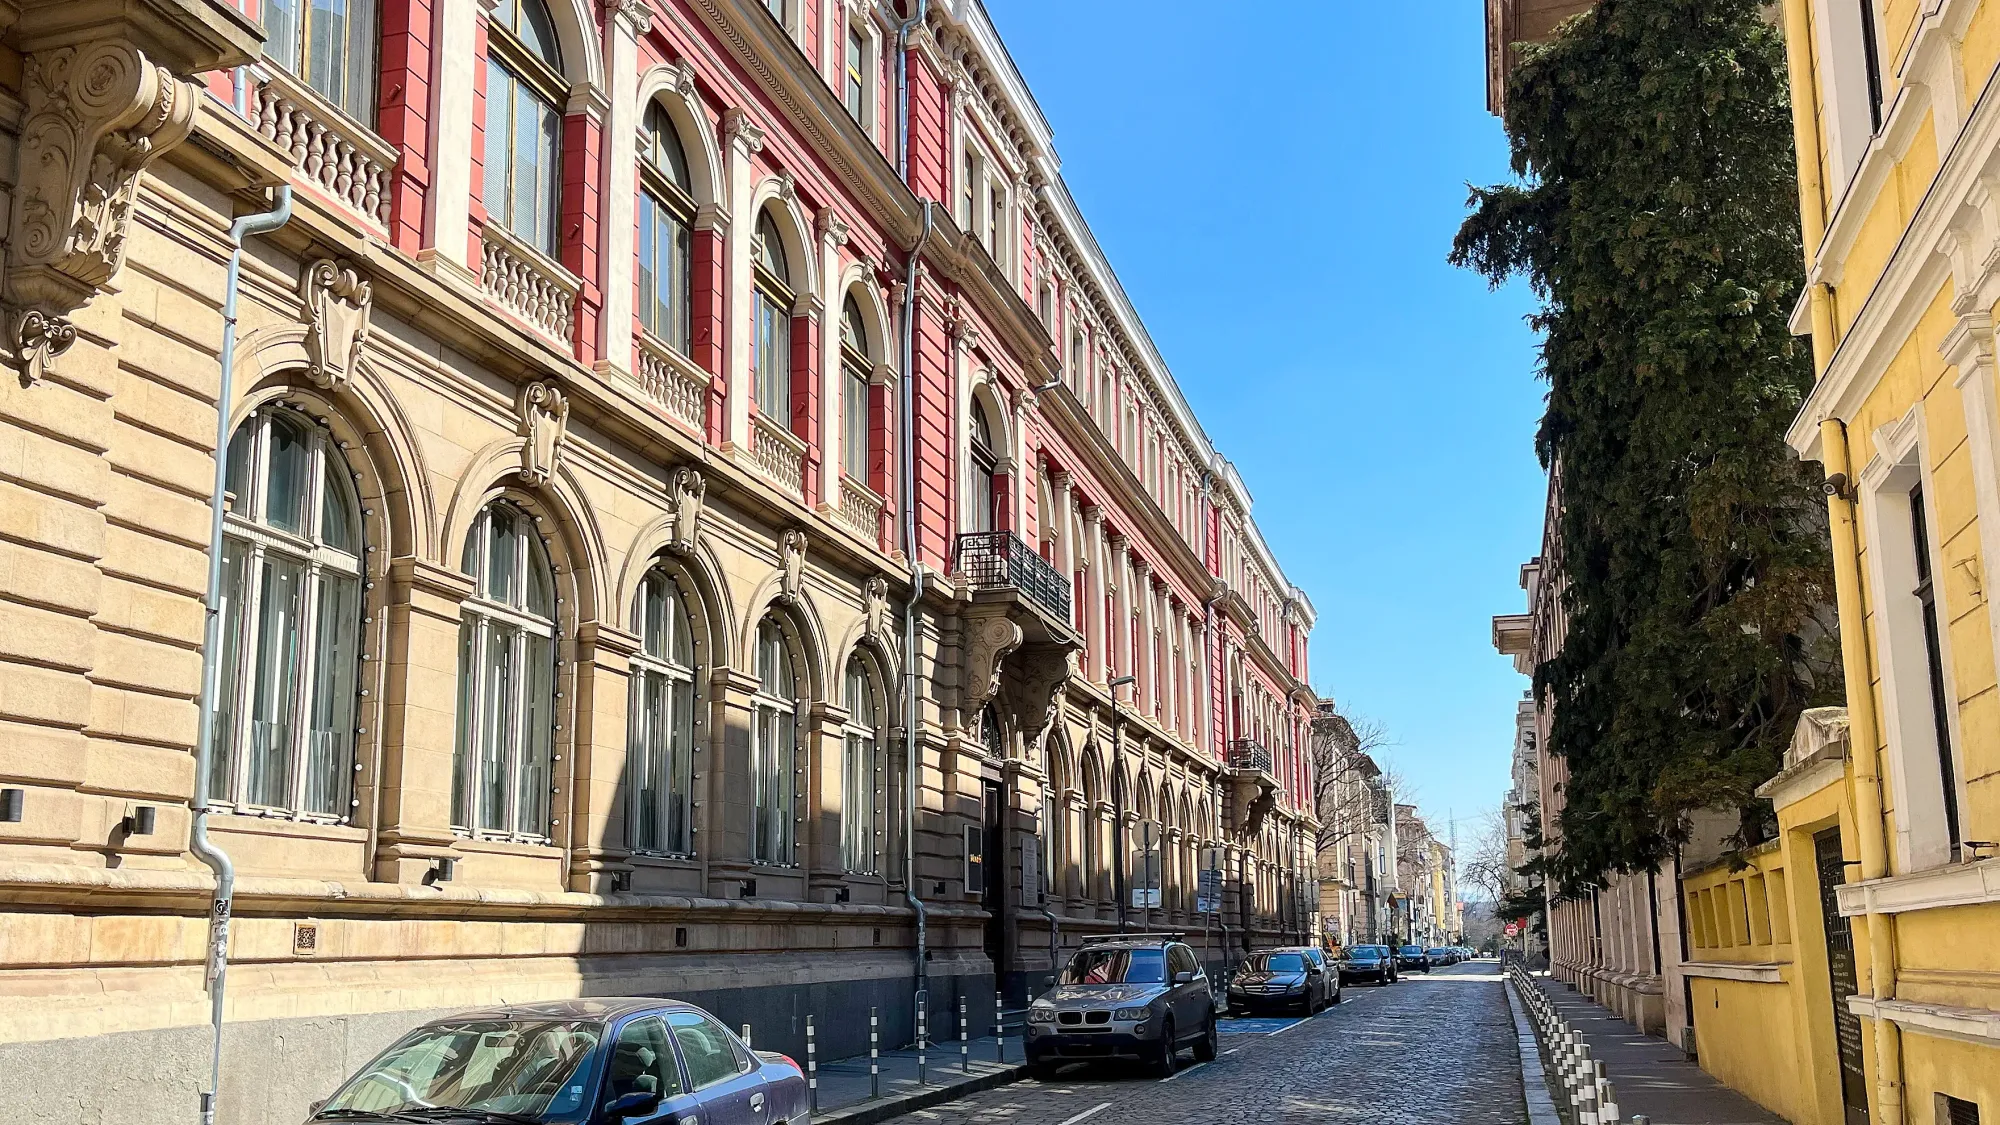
[962,614,1023,712]
[666,467,707,554]
[301,259,372,391]
[1014,646,1076,752]
[518,381,571,486]
[722,107,765,156]
[778,529,808,604]
[7,40,200,383]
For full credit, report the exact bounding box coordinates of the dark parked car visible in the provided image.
[1026,934,1218,1076]
[1338,944,1397,986]
[1426,947,1457,966]
[1227,947,1338,1014]
[306,998,808,1125]
[1395,945,1432,973]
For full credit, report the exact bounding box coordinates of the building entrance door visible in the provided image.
[983,779,1007,993]
[1815,828,1869,1125]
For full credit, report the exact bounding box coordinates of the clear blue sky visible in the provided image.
[987,0,1548,834]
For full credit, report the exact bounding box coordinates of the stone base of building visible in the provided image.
[7,952,989,1125]
[1554,959,1667,1035]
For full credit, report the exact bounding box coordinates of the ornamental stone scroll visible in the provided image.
[517,381,571,487]
[778,529,808,605]
[7,40,200,383]
[301,259,373,392]
[665,467,707,555]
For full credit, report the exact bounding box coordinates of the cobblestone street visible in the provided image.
[885,962,1526,1125]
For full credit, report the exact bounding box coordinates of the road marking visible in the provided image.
[1056,1102,1114,1125]
[1267,1019,1306,1037]
[1160,1061,1209,1083]
[1223,1047,1240,1055]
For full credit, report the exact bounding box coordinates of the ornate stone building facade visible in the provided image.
[0,0,1321,1121]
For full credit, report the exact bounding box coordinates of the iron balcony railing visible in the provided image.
[955,531,1071,623]
[1227,739,1274,775]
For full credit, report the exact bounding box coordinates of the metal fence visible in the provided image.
[1227,739,1273,774]
[955,531,1072,622]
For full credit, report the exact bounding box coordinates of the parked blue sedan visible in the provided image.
[307,998,808,1124]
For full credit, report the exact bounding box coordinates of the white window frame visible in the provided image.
[210,405,365,821]
[841,10,879,132]
[1813,0,1889,194]
[752,616,801,867]
[842,658,885,875]
[1860,408,1970,873]
[453,501,559,842]
[628,567,699,856]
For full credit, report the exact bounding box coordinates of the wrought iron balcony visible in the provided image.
[955,531,1071,623]
[1227,739,1274,776]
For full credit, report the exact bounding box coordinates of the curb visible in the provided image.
[812,1062,1030,1124]
[1505,978,1565,1125]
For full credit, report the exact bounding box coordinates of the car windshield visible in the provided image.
[1060,947,1166,985]
[1356,946,1387,956]
[1401,946,1423,955]
[1244,953,1306,973]
[316,1019,604,1122]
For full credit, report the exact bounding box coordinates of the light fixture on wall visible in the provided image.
[122,805,157,836]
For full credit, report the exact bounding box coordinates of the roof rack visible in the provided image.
[1079,932,1184,945]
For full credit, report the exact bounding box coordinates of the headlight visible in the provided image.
[1029,1006,1056,1023]
[1112,1007,1151,1022]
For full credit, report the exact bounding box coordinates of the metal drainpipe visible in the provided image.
[897,196,936,1013]
[191,183,294,1125]
[885,0,932,1035]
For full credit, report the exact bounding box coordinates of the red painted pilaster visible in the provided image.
[466,14,492,266]
[791,307,823,506]
[691,228,727,443]
[560,109,603,363]
[379,0,434,253]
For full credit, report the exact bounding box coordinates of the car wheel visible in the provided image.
[1193,1014,1218,1062]
[1033,1060,1066,1082]
[1153,1018,1179,1076]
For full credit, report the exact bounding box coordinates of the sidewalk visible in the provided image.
[810,1032,1027,1124]
[1529,976,1783,1124]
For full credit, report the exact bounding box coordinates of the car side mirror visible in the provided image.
[604,1090,663,1120]
[1173,970,1195,984]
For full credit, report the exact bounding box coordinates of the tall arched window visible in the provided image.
[261,0,378,121]
[638,102,695,352]
[840,296,872,480]
[842,656,883,874]
[1080,753,1102,901]
[752,616,800,865]
[210,404,364,817]
[453,500,558,839]
[752,211,794,420]
[968,398,999,533]
[629,566,697,854]
[483,0,564,255]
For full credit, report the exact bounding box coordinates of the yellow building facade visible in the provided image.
[1727,1,2000,1123]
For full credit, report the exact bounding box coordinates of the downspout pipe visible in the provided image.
[191,184,294,1125]
[898,195,936,1016]
[878,0,931,1031]
[1781,0,1899,1114]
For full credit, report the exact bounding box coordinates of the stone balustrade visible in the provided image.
[250,68,395,228]
[480,227,579,343]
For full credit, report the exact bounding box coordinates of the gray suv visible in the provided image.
[1025,934,1217,1076]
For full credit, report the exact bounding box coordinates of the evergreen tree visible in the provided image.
[1451,0,1838,890]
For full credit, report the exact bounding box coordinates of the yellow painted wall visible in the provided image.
[1690,974,1812,1123]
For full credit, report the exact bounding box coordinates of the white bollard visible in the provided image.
[1600,1078,1621,1123]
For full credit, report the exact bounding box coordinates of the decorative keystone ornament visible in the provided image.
[301,260,373,391]
[777,529,807,604]
[666,467,707,555]
[7,40,199,383]
[517,381,571,486]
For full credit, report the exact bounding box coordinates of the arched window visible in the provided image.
[752,616,800,865]
[968,397,999,533]
[629,566,697,854]
[210,405,364,817]
[261,0,377,122]
[752,210,794,420]
[840,296,872,480]
[452,500,558,838]
[1080,753,1103,901]
[978,703,1005,759]
[638,102,695,353]
[483,0,564,255]
[842,656,883,874]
